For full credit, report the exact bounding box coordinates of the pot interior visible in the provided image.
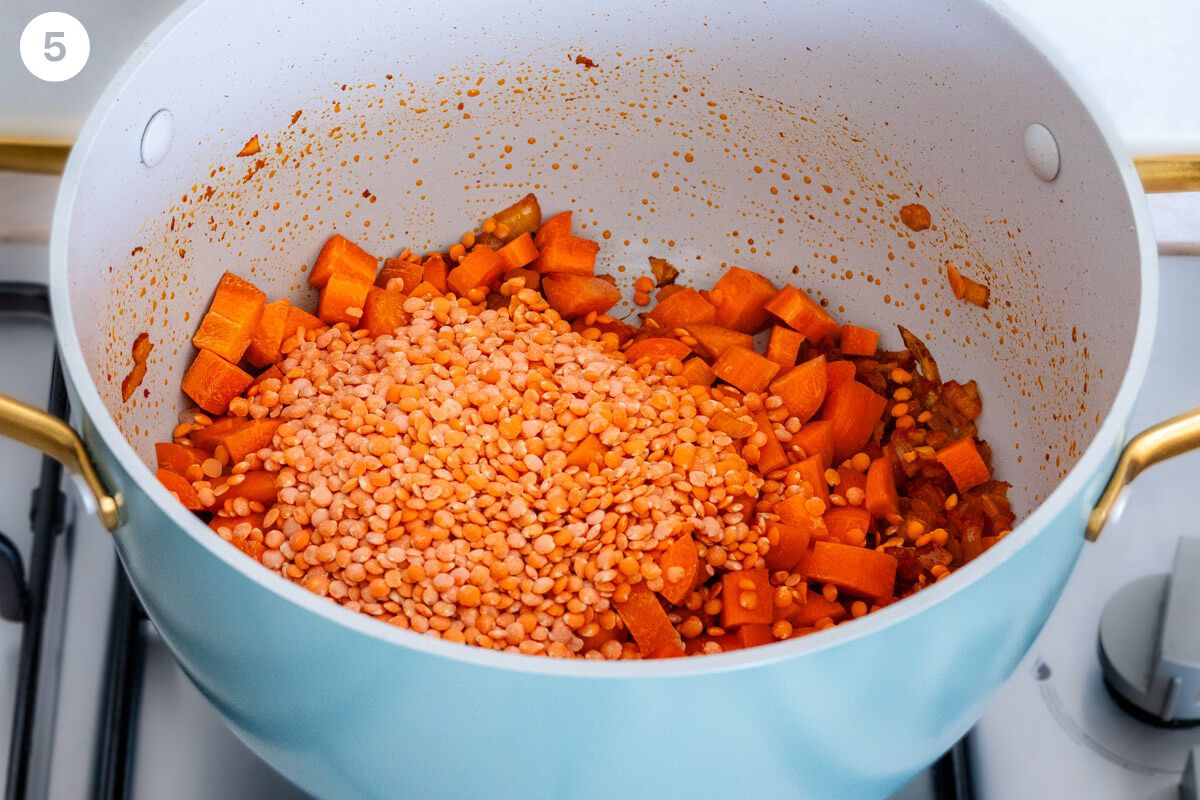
[60,0,1142,520]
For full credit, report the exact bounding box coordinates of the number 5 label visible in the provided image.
[20,12,89,82]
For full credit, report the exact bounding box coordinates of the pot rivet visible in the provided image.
[140,109,174,168]
[1023,123,1060,182]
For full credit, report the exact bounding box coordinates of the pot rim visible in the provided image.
[48,0,1159,678]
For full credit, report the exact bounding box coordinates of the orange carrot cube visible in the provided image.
[764,285,838,343]
[542,274,620,319]
[711,266,778,333]
[712,345,780,393]
[191,272,266,363]
[359,287,410,338]
[840,324,879,357]
[245,299,290,368]
[936,437,991,492]
[720,568,773,628]
[181,349,253,415]
[317,272,372,326]
[648,287,716,329]
[765,325,805,370]
[309,234,377,288]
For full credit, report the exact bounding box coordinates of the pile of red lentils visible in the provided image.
[209,284,769,658]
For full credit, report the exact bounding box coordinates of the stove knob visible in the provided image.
[1099,537,1200,727]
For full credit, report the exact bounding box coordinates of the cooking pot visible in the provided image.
[3,0,1200,797]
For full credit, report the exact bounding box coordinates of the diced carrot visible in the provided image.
[188,416,239,452]
[764,521,813,572]
[712,346,780,393]
[535,211,572,244]
[658,534,701,605]
[775,494,830,535]
[565,434,603,468]
[376,257,423,292]
[359,287,409,338]
[245,299,290,368]
[503,267,541,290]
[615,581,684,656]
[765,326,805,370]
[824,507,872,543]
[779,590,848,626]
[685,324,754,359]
[711,267,778,333]
[751,409,788,473]
[284,305,325,337]
[208,512,266,533]
[529,211,572,271]
[680,357,716,387]
[421,255,449,294]
[865,456,900,518]
[720,568,773,628]
[308,234,377,289]
[823,359,857,396]
[217,470,278,504]
[536,235,599,276]
[840,324,879,357]
[542,274,620,319]
[797,454,830,509]
[191,272,266,363]
[769,355,827,422]
[709,410,757,439]
[181,350,253,415]
[447,246,506,296]
[624,337,692,364]
[157,469,202,510]
[793,420,835,466]
[231,538,267,559]
[214,418,283,463]
[155,442,208,475]
[936,437,991,492]
[409,281,443,298]
[497,232,539,271]
[737,623,775,648]
[764,285,838,343]
[819,381,888,463]
[656,284,686,303]
[837,466,867,496]
[317,272,373,326]
[805,540,898,599]
[648,287,716,329]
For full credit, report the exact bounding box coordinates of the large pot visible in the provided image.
[3,0,1199,797]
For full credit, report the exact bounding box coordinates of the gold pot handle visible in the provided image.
[1133,155,1200,193]
[1086,408,1200,541]
[0,140,71,175]
[0,394,121,531]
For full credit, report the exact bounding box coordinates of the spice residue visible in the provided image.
[120,332,152,402]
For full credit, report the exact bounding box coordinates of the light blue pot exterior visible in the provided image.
[85,415,1110,800]
[48,0,1159,797]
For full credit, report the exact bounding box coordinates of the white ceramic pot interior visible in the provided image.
[63,0,1140,522]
